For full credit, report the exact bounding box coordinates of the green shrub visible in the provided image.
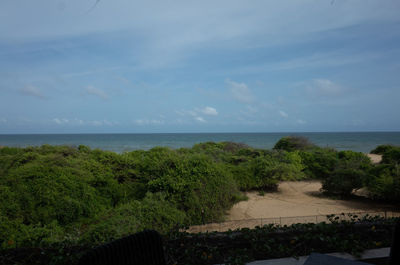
[366,164,400,201]
[322,169,366,196]
[321,151,372,196]
[300,148,339,179]
[146,152,240,224]
[0,215,66,249]
[370,144,400,164]
[3,141,398,252]
[382,148,400,164]
[273,136,315,152]
[80,193,186,245]
[370,144,397,155]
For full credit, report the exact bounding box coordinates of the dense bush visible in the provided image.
[0,144,242,248]
[321,169,366,196]
[366,164,400,201]
[370,144,398,155]
[1,139,400,255]
[364,145,400,201]
[2,214,397,265]
[189,142,306,191]
[80,192,186,245]
[321,151,372,196]
[382,147,400,164]
[299,147,339,179]
[273,136,315,152]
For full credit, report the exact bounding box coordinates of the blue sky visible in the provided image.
[1,0,400,133]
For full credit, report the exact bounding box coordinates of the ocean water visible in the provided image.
[0,132,400,153]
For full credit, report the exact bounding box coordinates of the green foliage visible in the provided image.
[144,151,240,223]
[250,151,306,190]
[381,147,400,164]
[0,215,66,249]
[80,193,186,245]
[370,144,398,155]
[365,145,400,201]
[300,147,339,179]
[1,139,400,256]
[189,142,305,191]
[165,214,397,265]
[366,164,400,201]
[0,144,242,248]
[321,151,372,196]
[273,136,315,152]
[321,169,366,196]
[0,148,119,226]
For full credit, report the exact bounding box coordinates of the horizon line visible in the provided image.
[1,130,400,135]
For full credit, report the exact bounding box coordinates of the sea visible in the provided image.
[0,132,400,153]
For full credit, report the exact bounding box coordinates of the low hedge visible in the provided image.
[1,214,397,265]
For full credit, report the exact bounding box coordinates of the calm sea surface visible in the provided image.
[0,132,400,153]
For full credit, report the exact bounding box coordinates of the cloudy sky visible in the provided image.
[1,0,399,133]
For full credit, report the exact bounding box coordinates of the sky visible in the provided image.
[0,0,400,133]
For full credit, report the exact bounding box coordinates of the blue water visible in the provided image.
[0,132,399,153]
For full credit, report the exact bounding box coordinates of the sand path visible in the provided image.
[227,181,394,220]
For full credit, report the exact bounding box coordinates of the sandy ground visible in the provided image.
[188,179,397,232]
[225,154,383,221]
[367,154,382,164]
[227,180,394,220]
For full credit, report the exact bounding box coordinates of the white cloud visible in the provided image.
[199,106,218,116]
[176,107,217,123]
[226,79,254,103]
[279,110,288,118]
[18,85,46,99]
[53,118,69,124]
[91,119,118,126]
[0,118,7,123]
[85,85,109,100]
[134,119,164,126]
[52,118,116,126]
[90,120,103,126]
[305,79,345,97]
[195,116,206,123]
[296,119,306,124]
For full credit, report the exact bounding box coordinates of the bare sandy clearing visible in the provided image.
[188,180,398,232]
[367,154,382,164]
[227,181,394,220]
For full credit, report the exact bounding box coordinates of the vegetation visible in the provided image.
[1,139,400,264]
[366,145,400,201]
[321,151,372,197]
[165,214,398,265]
[1,214,397,265]
[273,136,315,152]
[0,142,309,250]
